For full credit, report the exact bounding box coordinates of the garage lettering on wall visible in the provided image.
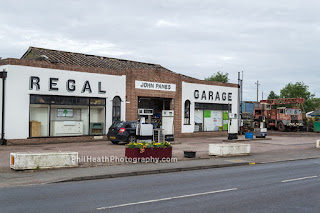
[29,76,106,94]
[194,90,232,101]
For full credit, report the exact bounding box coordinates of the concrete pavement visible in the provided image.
[0,132,319,188]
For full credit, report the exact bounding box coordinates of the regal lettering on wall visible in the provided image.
[29,76,106,94]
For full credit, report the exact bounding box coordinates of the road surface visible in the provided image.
[1,159,320,212]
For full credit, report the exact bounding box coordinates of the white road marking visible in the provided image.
[281,176,318,183]
[96,188,238,210]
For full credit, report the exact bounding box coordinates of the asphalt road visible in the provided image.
[1,159,320,213]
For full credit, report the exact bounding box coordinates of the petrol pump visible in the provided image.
[162,110,174,141]
[228,113,238,140]
[254,116,267,138]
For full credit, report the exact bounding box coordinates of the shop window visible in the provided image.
[90,105,106,135]
[194,109,203,132]
[90,98,106,106]
[203,110,223,131]
[50,105,89,136]
[195,102,230,110]
[29,95,106,137]
[30,104,49,137]
[112,96,121,122]
[184,100,191,125]
[194,103,229,132]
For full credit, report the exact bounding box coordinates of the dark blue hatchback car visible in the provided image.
[107,121,138,144]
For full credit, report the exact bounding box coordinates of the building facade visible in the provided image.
[0,47,239,144]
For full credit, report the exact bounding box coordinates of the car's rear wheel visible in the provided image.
[111,141,119,144]
[127,135,136,143]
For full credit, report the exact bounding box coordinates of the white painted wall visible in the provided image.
[181,81,238,133]
[0,79,2,135]
[0,65,126,139]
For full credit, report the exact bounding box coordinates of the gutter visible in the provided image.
[0,69,7,145]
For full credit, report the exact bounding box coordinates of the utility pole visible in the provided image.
[0,69,7,145]
[240,71,243,114]
[240,71,244,134]
[238,72,240,114]
[262,91,264,100]
[255,80,260,102]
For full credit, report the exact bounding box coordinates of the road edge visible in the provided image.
[53,156,320,184]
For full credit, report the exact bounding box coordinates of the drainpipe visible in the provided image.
[0,69,7,145]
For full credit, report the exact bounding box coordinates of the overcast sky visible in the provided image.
[1,0,320,101]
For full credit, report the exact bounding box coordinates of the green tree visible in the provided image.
[307,98,320,112]
[280,82,316,112]
[267,91,279,99]
[205,71,229,83]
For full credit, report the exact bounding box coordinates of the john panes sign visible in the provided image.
[135,80,176,92]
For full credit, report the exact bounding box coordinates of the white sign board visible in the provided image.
[135,80,176,92]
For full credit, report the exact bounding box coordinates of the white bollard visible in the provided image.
[316,140,320,148]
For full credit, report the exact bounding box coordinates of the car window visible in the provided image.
[110,121,124,128]
[130,122,137,128]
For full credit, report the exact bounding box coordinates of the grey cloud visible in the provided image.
[1,0,320,101]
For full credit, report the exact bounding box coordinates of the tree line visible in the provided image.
[267,82,320,112]
[205,72,319,112]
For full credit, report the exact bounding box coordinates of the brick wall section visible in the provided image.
[125,68,179,121]
[125,68,238,137]
[1,58,238,142]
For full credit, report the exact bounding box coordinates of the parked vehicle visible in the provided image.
[253,98,305,131]
[107,121,138,144]
[240,112,254,134]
